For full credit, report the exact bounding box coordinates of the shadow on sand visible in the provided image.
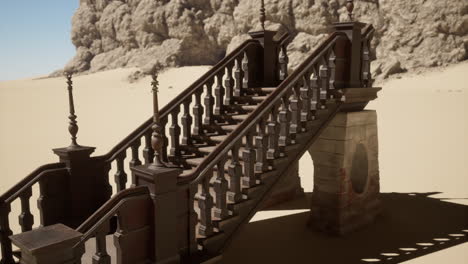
[221,192,468,264]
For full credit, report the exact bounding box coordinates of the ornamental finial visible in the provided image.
[346,0,354,21]
[149,69,165,168]
[64,72,79,148]
[260,0,266,30]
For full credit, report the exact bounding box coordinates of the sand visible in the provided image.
[1,62,467,263]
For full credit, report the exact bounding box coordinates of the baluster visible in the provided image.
[267,103,280,160]
[203,78,215,126]
[311,66,321,114]
[279,45,289,81]
[319,57,329,108]
[181,99,193,146]
[241,52,249,89]
[227,141,242,203]
[169,106,181,162]
[193,89,204,137]
[234,57,243,97]
[115,152,127,192]
[143,132,154,164]
[161,116,169,162]
[278,93,291,156]
[255,117,268,174]
[214,72,225,116]
[130,140,142,168]
[213,155,228,219]
[197,171,214,237]
[18,186,34,232]
[362,38,371,87]
[328,49,336,96]
[289,82,302,143]
[224,63,234,107]
[0,203,14,264]
[92,222,111,264]
[242,129,256,188]
[300,73,312,131]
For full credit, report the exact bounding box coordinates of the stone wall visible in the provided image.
[61,0,468,81]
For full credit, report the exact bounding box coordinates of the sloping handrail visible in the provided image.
[94,39,261,164]
[179,31,348,186]
[75,186,150,242]
[0,162,66,203]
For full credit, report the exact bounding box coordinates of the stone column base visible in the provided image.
[308,110,381,235]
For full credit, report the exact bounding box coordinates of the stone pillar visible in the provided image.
[261,161,304,209]
[9,223,84,264]
[131,165,182,264]
[249,30,280,87]
[308,110,381,235]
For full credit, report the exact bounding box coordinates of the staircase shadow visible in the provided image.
[221,192,468,264]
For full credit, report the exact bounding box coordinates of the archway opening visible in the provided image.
[350,143,369,194]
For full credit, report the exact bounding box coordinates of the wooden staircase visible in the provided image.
[0,19,381,264]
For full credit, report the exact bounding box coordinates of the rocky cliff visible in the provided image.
[64,0,468,81]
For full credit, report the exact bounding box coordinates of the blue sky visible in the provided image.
[0,1,79,81]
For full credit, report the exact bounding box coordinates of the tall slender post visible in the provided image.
[260,0,266,30]
[65,72,79,148]
[149,70,165,168]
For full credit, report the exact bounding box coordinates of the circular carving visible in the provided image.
[350,143,369,194]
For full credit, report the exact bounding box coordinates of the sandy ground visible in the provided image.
[1,62,467,263]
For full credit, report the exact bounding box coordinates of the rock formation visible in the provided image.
[62,0,468,81]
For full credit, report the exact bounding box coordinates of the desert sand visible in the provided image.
[0,62,467,263]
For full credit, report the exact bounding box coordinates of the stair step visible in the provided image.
[218,124,238,132]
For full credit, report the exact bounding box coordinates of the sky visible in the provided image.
[0,1,79,81]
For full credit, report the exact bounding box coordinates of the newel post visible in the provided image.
[248,0,281,87]
[331,0,365,88]
[9,224,85,264]
[131,70,182,263]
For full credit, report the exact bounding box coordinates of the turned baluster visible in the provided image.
[214,72,225,116]
[311,66,321,114]
[266,103,280,160]
[278,45,289,81]
[227,141,243,203]
[224,63,234,107]
[92,222,111,264]
[242,129,256,188]
[255,117,268,174]
[0,203,14,264]
[300,73,312,131]
[160,115,169,163]
[233,57,243,97]
[203,78,215,126]
[169,106,181,162]
[143,132,154,164]
[181,99,193,146]
[18,186,34,232]
[130,140,142,168]
[289,83,302,143]
[193,89,204,137]
[319,57,329,108]
[115,152,127,192]
[278,93,291,156]
[213,155,229,219]
[197,171,214,237]
[362,38,371,87]
[241,52,249,89]
[328,49,336,96]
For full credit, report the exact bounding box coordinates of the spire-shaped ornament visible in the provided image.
[346,0,354,21]
[260,0,266,30]
[149,69,165,168]
[64,72,80,148]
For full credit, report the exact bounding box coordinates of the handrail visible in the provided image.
[95,39,261,164]
[179,31,348,186]
[0,162,67,203]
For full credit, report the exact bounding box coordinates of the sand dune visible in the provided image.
[1,62,467,263]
